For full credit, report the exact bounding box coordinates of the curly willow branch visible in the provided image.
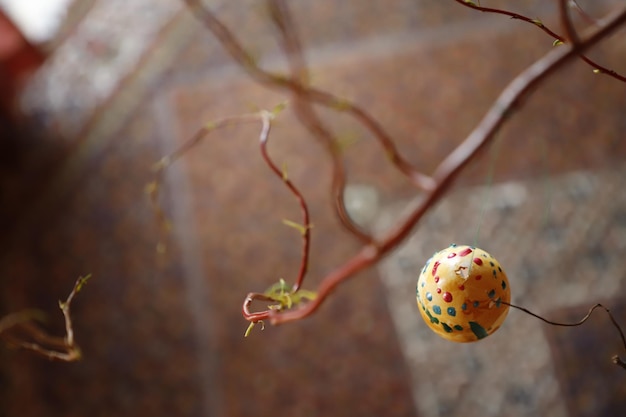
[253,5,626,326]
[242,113,317,325]
[257,110,312,293]
[147,107,316,323]
[178,1,626,344]
[455,0,626,82]
[182,0,434,240]
[147,112,266,253]
[270,0,380,243]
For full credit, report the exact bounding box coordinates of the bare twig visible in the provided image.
[149,106,317,325]
[257,109,312,292]
[147,113,264,253]
[182,0,434,199]
[504,301,626,369]
[240,110,316,325]
[266,0,375,243]
[0,274,92,361]
[455,0,626,82]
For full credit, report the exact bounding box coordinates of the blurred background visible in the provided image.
[0,1,625,416]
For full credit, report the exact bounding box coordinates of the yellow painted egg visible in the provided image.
[416,244,511,342]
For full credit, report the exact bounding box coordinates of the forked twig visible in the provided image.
[148,106,317,330]
[183,0,435,221]
[0,274,92,361]
[147,112,267,253]
[240,110,317,327]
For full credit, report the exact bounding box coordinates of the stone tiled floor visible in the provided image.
[1,1,625,416]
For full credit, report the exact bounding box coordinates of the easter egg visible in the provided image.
[416,244,510,342]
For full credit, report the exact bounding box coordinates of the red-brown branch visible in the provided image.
[454,0,626,82]
[264,0,375,243]
[182,0,435,198]
[149,108,314,322]
[257,111,311,292]
[177,0,626,326]
[261,4,626,325]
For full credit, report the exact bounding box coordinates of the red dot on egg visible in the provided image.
[458,284,465,290]
[475,275,482,280]
[436,288,442,294]
[442,292,453,302]
[447,252,457,259]
[473,257,483,266]
[434,276,440,283]
[459,247,473,257]
[432,261,440,276]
